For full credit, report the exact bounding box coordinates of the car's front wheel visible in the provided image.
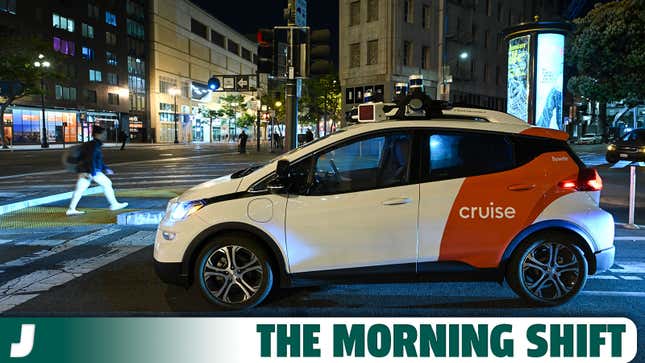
[507,233,588,306]
[196,234,274,309]
[606,154,619,164]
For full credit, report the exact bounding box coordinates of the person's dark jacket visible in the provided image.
[77,139,107,176]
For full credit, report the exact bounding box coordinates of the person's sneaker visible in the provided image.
[109,202,128,211]
[66,209,85,216]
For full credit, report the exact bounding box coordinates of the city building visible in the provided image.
[0,0,137,145]
[339,0,569,116]
[148,0,259,143]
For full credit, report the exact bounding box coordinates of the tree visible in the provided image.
[567,0,645,104]
[301,74,342,136]
[0,28,64,148]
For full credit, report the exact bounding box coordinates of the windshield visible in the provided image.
[269,129,347,162]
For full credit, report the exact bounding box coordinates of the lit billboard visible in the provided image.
[535,33,565,130]
[507,35,531,122]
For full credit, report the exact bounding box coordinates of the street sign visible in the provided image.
[295,0,307,26]
[208,75,257,92]
[236,76,249,91]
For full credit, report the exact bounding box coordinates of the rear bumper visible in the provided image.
[154,260,189,287]
[594,246,615,274]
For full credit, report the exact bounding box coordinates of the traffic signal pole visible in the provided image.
[256,70,261,152]
[285,80,298,150]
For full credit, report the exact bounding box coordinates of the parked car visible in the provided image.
[577,133,603,145]
[154,96,615,309]
[606,128,645,163]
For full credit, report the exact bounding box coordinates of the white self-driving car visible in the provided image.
[154,95,615,309]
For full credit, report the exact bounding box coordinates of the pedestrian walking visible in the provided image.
[238,130,248,154]
[119,129,129,150]
[305,128,314,143]
[66,126,128,216]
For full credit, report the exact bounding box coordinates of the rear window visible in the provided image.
[427,132,515,180]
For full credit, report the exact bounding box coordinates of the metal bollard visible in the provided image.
[625,164,639,230]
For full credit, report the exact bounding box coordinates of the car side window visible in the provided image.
[427,131,515,180]
[309,132,412,195]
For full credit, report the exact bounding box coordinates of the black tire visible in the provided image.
[195,233,274,309]
[506,232,588,306]
[606,154,619,164]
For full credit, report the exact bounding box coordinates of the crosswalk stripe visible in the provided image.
[588,275,619,280]
[582,290,645,298]
[0,240,12,245]
[0,226,122,269]
[14,240,66,247]
[0,230,156,313]
[619,275,642,281]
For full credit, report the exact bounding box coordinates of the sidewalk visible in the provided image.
[0,140,274,151]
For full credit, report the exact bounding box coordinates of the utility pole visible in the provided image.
[256,70,261,152]
[284,26,299,151]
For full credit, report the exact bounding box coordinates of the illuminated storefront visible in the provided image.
[503,21,573,130]
[4,107,79,145]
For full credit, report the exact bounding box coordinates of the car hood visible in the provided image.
[177,174,243,202]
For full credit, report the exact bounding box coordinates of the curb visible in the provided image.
[0,186,103,216]
[117,210,165,226]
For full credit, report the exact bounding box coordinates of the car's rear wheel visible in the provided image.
[507,233,587,306]
[195,234,273,309]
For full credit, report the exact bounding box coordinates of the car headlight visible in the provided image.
[168,200,205,221]
[640,147,645,153]
[607,144,616,151]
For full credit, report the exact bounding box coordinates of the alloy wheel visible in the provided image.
[520,242,582,301]
[201,245,264,304]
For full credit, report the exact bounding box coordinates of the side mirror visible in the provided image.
[276,159,290,180]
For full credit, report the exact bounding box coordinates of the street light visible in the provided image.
[34,54,51,148]
[439,51,470,101]
[274,101,282,108]
[459,51,469,60]
[168,87,180,144]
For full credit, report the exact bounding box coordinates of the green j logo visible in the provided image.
[10,324,35,358]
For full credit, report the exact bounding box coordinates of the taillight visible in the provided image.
[558,168,603,191]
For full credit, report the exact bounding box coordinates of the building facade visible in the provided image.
[339,0,569,115]
[0,0,140,145]
[149,0,258,143]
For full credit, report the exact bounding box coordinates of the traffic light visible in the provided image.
[310,29,333,76]
[257,28,275,75]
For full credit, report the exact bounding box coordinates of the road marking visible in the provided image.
[588,275,619,280]
[619,275,642,281]
[614,236,645,241]
[14,240,66,247]
[0,240,12,245]
[108,230,155,247]
[609,262,645,274]
[582,290,645,298]
[610,161,631,169]
[0,227,121,268]
[0,247,147,313]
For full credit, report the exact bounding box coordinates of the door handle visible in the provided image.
[507,184,536,191]
[382,197,412,206]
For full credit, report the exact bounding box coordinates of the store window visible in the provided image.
[105,11,117,26]
[11,109,42,144]
[52,13,74,32]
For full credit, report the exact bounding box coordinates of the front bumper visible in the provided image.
[606,150,645,162]
[594,246,616,273]
[154,260,189,286]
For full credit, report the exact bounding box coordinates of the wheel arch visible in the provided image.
[181,222,290,287]
[500,220,599,275]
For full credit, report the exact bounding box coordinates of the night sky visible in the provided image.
[191,0,339,65]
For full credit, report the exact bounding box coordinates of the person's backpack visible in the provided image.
[61,144,84,172]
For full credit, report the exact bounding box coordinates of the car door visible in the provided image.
[285,130,419,274]
[418,130,547,270]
